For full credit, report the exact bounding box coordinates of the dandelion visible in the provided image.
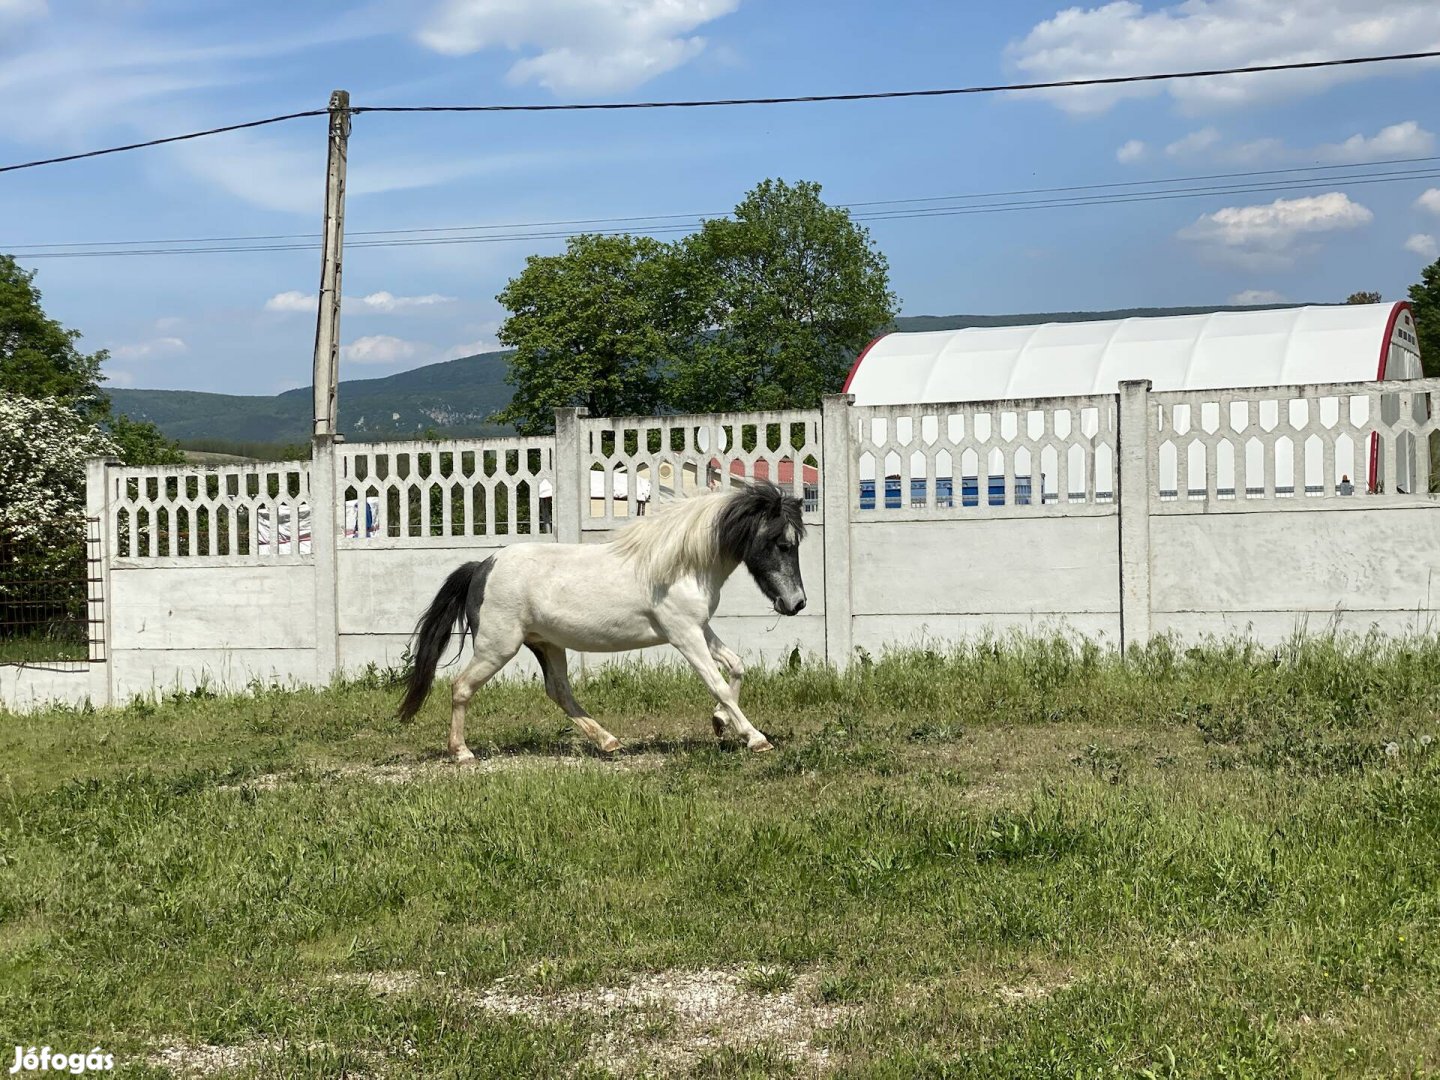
[1422,735,1433,747]
[1384,741,1400,759]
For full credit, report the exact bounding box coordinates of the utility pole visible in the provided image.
[312,89,350,439]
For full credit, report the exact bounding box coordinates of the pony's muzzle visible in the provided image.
[775,595,806,616]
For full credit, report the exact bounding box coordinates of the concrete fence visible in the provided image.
[7,377,1440,712]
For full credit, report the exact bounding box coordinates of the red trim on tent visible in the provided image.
[708,457,819,485]
[842,333,888,394]
[1368,302,1414,493]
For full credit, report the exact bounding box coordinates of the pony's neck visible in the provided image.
[698,551,741,602]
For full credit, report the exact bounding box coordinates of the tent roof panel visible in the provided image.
[846,303,1412,405]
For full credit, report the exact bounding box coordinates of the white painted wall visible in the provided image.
[107,562,319,699]
[9,381,1440,714]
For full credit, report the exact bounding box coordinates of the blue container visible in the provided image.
[859,475,1032,509]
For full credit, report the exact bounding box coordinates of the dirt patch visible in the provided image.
[340,966,852,1074]
[994,973,1075,1005]
[149,1036,400,1077]
[224,752,668,792]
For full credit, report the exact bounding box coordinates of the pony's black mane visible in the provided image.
[714,480,805,564]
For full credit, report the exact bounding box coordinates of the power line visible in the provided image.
[9,156,1440,255]
[13,164,1440,259]
[3,49,1439,175]
[350,50,1440,113]
[0,110,327,175]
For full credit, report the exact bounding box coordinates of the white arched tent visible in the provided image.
[844,303,1423,496]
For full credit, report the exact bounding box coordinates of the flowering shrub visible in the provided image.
[0,395,116,586]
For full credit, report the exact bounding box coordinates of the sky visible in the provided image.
[2,0,1440,396]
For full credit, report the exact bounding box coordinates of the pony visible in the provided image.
[397,480,807,760]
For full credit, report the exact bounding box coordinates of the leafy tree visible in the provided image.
[1346,291,1383,304]
[493,234,692,434]
[1,254,106,418]
[109,412,185,465]
[670,179,897,412]
[0,253,181,464]
[1409,257,1440,377]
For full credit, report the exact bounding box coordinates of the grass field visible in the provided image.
[2,634,1439,1078]
[0,632,87,665]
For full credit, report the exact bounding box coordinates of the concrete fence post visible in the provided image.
[553,408,589,546]
[85,456,118,708]
[1117,379,1154,655]
[311,436,340,684]
[821,393,855,670]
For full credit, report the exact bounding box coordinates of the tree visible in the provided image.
[0,253,182,464]
[1346,291,1383,304]
[669,179,897,412]
[1,254,106,419]
[493,234,693,434]
[1411,258,1440,377]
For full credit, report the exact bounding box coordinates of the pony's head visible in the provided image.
[715,481,807,615]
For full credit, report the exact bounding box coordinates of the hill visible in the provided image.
[109,350,516,445]
[109,304,1314,447]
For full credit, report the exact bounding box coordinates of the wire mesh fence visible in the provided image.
[0,522,101,670]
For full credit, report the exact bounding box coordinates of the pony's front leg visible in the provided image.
[670,628,772,752]
[704,626,745,740]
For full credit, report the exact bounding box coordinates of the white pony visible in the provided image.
[398,480,808,760]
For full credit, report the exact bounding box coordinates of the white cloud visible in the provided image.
[340,335,426,365]
[104,368,136,389]
[1165,128,1221,158]
[1418,189,1440,215]
[108,336,188,360]
[1008,1,1440,115]
[1317,121,1435,162]
[354,291,456,313]
[1406,234,1439,260]
[1229,289,1286,304]
[1154,121,1432,167]
[265,291,458,314]
[1179,192,1373,268]
[441,338,500,361]
[153,316,184,331]
[1116,139,1146,164]
[416,0,741,95]
[265,291,316,313]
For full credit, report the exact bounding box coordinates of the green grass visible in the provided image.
[2,632,1439,1077]
[0,631,86,665]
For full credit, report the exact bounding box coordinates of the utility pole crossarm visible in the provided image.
[312,89,350,440]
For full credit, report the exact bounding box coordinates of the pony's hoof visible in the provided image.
[599,736,622,754]
[452,747,476,764]
[748,738,774,753]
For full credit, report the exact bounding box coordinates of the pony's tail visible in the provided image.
[397,560,488,721]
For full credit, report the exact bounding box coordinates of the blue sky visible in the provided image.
[2,0,1440,396]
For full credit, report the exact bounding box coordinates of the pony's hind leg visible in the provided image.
[528,643,621,753]
[449,638,520,762]
[704,626,745,740]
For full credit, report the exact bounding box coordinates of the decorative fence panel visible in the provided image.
[1151,378,1440,510]
[578,410,823,528]
[849,396,1119,517]
[338,438,556,547]
[109,462,312,559]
